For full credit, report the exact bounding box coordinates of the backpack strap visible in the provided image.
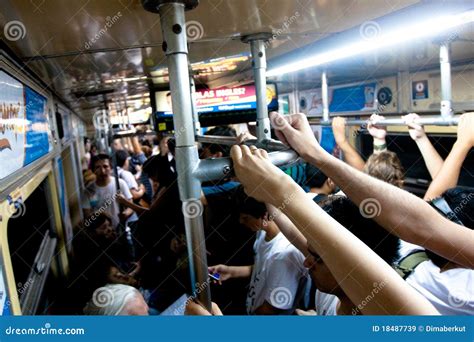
[394,250,429,279]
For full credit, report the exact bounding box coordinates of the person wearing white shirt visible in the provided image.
[82,154,136,229]
[208,191,307,315]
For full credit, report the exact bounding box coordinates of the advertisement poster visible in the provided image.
[155,84,278,115]
[300,82,377,115]
[0,70,51,179]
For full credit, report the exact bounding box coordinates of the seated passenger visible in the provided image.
[209,191,307,315]
[69,213,140,313]
[84,284,148,315]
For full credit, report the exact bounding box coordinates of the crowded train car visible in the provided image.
[0,0,473,318]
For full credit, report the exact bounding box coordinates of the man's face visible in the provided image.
[95,219,116,240]
[239,213,262,232]
[94,159,111,180]
[304,245,341,295]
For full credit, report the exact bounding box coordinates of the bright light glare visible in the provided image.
[266,10,474,77]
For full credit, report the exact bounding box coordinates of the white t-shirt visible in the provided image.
[400,240,474,315]
[83,177,133,228]
[118,167,139,191]
[315,289,339,315]
[246,231,307,314]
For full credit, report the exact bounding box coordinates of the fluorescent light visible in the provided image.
[267,10,474,77]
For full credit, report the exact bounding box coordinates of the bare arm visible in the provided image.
[270,112,474,269]
[367,114,388,154]
[231,144,439,315]
[403,113,444,179]
[332,117,365,170]
[424,113,474,200]
[266,204,308,256]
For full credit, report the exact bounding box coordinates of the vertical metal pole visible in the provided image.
[250,40,271,141]
[190,74,201,135]
[158,2,211,309]
[439,42,453,119]
[321,70,329,122]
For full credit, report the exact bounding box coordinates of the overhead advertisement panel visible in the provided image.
[0,70,52,179]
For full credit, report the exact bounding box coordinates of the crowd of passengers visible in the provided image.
[57,112,473,316]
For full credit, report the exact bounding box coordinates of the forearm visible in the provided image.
[338,141,365,171]
[229,265,252,278]
[267,205,308,255]
[279,183,438,315]
[131,136,142,155]
[305,149,474,268]
[415,136,444,179]
[424,141,470,200]
[121,200,148,215]
[373,138,387,154]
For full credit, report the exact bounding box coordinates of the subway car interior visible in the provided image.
[0,0,473,318]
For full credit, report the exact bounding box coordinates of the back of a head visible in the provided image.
[426,186,474,268]
[203,126,237,157]
[442,186,474,229]
[305,164,328,189]
[84,284,139,315]
[322,196,400,264]
[364,151,404,188]
[115,150,129,168]
[143,154,176,186]
[236,186,267,219]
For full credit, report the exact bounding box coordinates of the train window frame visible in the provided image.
[0,163,64,315]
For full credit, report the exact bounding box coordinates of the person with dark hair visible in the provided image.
[263,196,399,316]
[227,112,442,315]
[301,196,400,315]
[82,154,135,228]
[116,150,146,203]
[208,189,307,315]
[66,213,140,314]
[201,126,237,159]
[305,164,337,200]
[398,186,474,315]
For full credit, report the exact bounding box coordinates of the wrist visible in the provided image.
[373,138,387,152]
